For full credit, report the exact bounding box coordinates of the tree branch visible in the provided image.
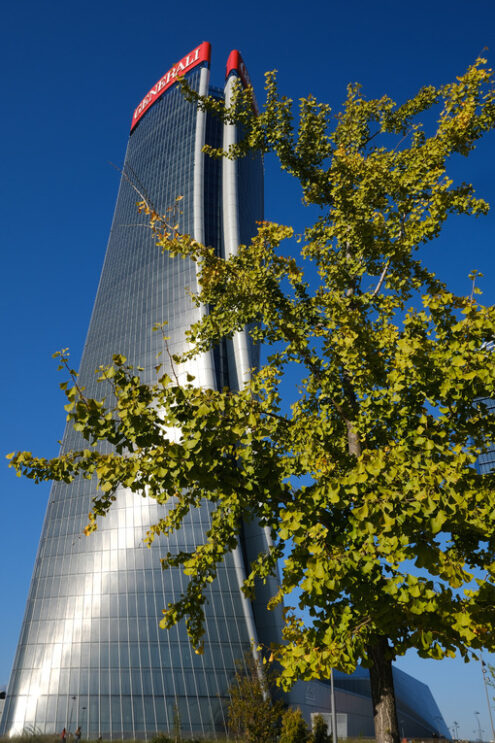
[372,259,391,298]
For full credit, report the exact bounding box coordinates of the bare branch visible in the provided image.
[371,259,391,298]
[164,337,180,386]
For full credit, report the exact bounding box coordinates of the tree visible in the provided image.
[9,58,495,743]
[311,714,332,743]
[279,707,310,743]
[227,655,283,743]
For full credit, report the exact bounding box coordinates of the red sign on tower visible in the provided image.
[225,49,259,114]
[131,42,211,132]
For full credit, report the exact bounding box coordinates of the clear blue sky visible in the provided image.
[2,0,495,739]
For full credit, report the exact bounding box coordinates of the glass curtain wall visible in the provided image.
[1,58,264,740]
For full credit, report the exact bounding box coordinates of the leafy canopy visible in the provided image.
[9,57,495,688]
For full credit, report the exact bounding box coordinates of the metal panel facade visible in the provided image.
[1,49,269,740]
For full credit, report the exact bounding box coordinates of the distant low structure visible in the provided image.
[288,666,450,739]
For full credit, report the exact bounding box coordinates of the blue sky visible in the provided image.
[2,0,495,738]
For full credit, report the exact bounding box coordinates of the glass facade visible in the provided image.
[476,342,495,475]
[477,397,495,474]
[1,51,274,739]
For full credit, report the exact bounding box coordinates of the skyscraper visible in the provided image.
[1,43,278,739]
[477,342,495,475]
[477,397,495,474]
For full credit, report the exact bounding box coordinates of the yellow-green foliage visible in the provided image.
[9,57,495,741]
[279,707,310,743]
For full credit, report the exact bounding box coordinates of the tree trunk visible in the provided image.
[367,636,400,743]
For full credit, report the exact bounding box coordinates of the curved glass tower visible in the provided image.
[1,43,277,739]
